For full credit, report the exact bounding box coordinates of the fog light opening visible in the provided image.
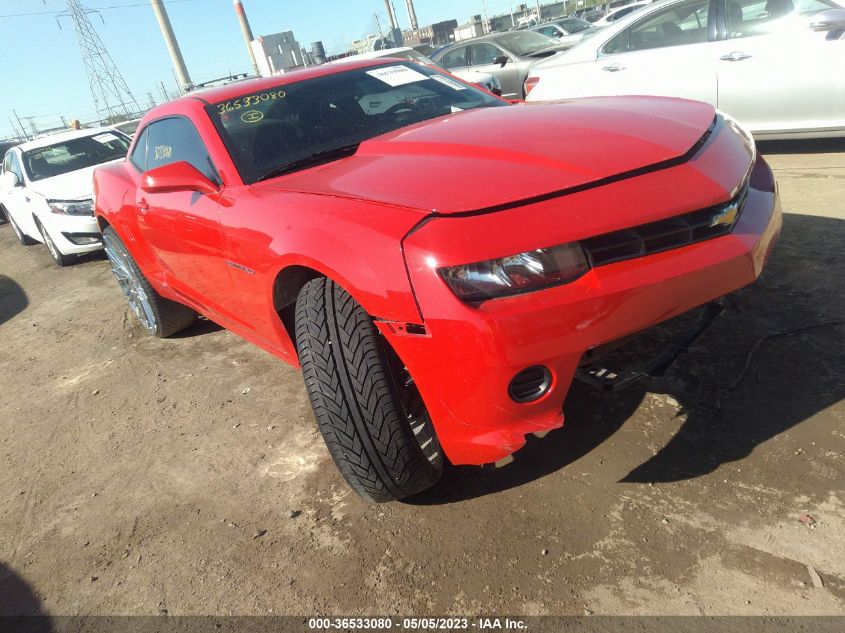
[508,366,552,404]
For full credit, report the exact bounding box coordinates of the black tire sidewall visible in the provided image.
[295,277,442,502]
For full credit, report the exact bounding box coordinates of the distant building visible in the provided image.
[251,31,305,76]
[402,19,458,46]
[454,15,488,41]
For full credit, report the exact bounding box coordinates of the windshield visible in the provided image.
[559,18,592,32]
[495,31,559,55]
[207,62,507,184]
[22,132,130,182]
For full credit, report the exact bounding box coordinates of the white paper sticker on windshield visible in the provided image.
[92,133,119,144]
[430,75,467,91]
[366,65,428,87]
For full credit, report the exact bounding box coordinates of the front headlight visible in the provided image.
[717,110,756,196]
[48,199,94,216]
[441,242,589,302]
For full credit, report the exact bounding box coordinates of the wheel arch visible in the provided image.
[272,263,325,353]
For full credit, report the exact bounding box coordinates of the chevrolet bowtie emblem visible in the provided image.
[710,202,740,228]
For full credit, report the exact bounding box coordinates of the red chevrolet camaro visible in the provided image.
[93,59,781,502]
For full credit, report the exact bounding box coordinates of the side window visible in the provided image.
[727,0,832,38]
[470,43,507,66]
[537,25,560,37]
[8,153,24,180]
[604,0,710,54]
[129,126,149,172]
[146,117,218,183]
[439,46,469,69]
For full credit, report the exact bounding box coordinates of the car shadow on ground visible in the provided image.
[0,563,53,631]
[757,138,845,155]
[170,315,224,338]
[0,275,28,326]
[411,212,844,505]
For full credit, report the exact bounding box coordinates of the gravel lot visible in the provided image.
[1,140,843,617]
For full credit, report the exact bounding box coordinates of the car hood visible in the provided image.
[28,159,122,200]
[255,96,716,215]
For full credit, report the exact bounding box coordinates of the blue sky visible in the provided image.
[0,0,522,139]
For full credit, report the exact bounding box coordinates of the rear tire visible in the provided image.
[102,226,195,337]
[35,218,77,267]
[295,277,442,502]
[7,212,37,246]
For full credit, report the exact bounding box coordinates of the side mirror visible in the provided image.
[809,8,845,31]
[2,171,22,188]
[494,55,510,67]
[140,161,219,195]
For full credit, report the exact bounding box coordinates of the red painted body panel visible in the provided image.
[93,66,780,467]
[395,152,780,464]
[256,96,716,213]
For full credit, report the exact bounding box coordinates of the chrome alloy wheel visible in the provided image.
[391,358,443,468]
[103,234,157,333]
[9,214,24,241]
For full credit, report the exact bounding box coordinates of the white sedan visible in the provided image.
[524,0,845,139]
[0,128,130,266]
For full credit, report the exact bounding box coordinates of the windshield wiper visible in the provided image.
[257,143,360,181]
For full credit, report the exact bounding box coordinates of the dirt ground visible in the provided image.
[1,140,843,618]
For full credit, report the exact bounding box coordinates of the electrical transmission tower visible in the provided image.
[58,0,141,121]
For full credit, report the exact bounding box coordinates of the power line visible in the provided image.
[0,0,194,18]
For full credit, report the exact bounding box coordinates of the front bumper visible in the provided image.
[42,213,103,255]
[382,154,781,466]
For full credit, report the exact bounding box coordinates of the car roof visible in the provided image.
[16,127,118,153]
[181,58,408,104]
[436,30,553,53]
[326,47,420,65]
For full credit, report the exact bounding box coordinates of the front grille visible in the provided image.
[582,184,748,268]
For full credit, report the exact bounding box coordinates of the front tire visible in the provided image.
[35,218,77,267]
[102,226,195,337]
[295,277,442,502]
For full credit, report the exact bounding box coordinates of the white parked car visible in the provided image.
[528,17,603,48]
[328,47,504,96]
[0,128,130,266]
[524,0,845,139]
[592,1,653,26]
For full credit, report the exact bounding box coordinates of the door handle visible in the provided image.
[602,63,626,72]
[137,199,149,213]
[719,51,752,62]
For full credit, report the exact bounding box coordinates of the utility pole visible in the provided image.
[232,0,260,76]
[59,0,141,121]
[12,110,27,140]
[148,93,157,109]
[9,116,25,140]
[150,0,193,91]
[536,0,542,21]
[383,0,397,29]
[171,68,184,95]
[405,0,419,30]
